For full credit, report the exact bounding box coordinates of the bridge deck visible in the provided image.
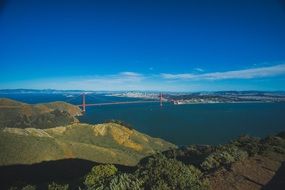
[0,101,160,109]
[78,100,159,107]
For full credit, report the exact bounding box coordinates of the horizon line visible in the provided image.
[0,88,285,93]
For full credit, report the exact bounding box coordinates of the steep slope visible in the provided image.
[0,123,176,166]
[0,98,82,129]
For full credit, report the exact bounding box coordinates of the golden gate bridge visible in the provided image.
[78,93,164,112]
[0,93,165,111]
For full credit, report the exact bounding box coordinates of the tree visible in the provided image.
[48,182,69,190]
[201,144,248,171]
[22,185,36,190]
[84,164,118,188]
[90,173,143,190]
[135,154,208,190]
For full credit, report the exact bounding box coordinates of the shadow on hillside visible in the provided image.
[262,161,285,190]
[0,158,135,189]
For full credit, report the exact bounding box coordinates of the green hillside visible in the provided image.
[0,123,176,166]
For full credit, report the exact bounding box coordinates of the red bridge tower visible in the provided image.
[82,93,86,112]
[160,93,163,107]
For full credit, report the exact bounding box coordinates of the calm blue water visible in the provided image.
[1,93,285,145]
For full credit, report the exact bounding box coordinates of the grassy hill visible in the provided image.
[0,123,176,166]
[0,98,82,129]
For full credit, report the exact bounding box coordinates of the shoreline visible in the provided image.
[171,101,284,105]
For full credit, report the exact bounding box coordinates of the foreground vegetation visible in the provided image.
[6,131,285,190]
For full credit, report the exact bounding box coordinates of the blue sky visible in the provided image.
[1,0,285,91]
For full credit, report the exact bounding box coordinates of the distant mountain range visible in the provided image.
[0,89,95,94]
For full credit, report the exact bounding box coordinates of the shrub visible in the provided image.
[48,182,69,190]
[22,185,36,190]
[84,164,118,188]
[260,135,285,155]
[219,144,248,161]
[85,173,143,190]
[136,154,208,190]
[231,135,261,156]
[8,187,18,190]
[107,173,143,190]
[162,145,214,167]
[201,145,248,171]
[8,185,37,190]
[201,153,222,171]
[262,136,284,146]
[201,151,234,170]
[277,131,285,139]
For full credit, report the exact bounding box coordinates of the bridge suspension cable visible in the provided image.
[78,93,164,113]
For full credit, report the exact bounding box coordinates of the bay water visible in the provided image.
[1,93,285,145]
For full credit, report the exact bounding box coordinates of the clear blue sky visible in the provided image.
[1,0,285,91]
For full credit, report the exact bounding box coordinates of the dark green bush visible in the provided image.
[162,145,213,167]
[262,136,284,146]
[8,187,18,190]
[48,182,69,190]
[84,164,118,188]
[136,154,209,190]
[22,185,36,190]
[85,173,143,190]
[106,173,143,190]
[7,185,37,190]
[231,135,261,156]
[277,131,285,139]
[201,145,248,171]
[260,135,285,155]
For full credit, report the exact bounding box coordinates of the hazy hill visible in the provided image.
[0,98,82,129]
[0,123,176,166]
